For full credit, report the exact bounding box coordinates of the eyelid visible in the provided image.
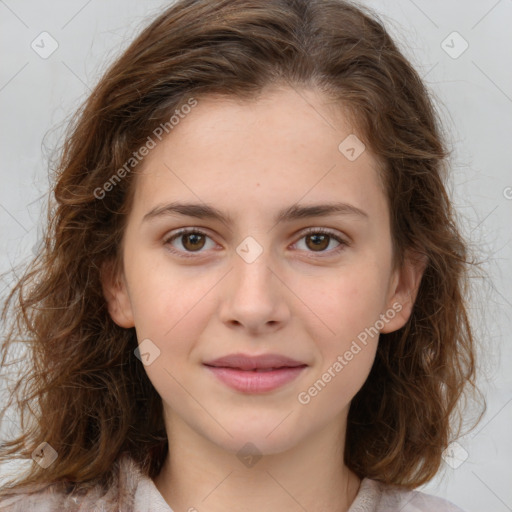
[163,226,350,258]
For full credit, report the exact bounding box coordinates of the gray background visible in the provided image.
[0,1,511,510]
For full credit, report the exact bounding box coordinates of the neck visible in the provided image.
[153,414,361,512]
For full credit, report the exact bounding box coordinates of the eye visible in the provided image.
[164,228,216,257]
[293,227,348,256]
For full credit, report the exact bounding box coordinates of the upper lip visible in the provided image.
[203,353,307,370]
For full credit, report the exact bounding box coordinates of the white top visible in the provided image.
[133,467,465,512]
[0,453,466,511]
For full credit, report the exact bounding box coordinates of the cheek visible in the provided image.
[126,251,216,340]
[124,258,219,399]
[299,259,390,349]
[294,269,385,415]
[296,342,376,428]
[130,286,214,415]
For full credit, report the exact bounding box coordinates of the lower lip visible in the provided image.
[204,365,307,393]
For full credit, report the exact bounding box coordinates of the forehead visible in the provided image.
[131,86,387,222]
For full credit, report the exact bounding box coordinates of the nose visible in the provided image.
[218,244,291,335]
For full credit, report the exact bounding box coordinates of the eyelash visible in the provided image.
[163,227,349,259]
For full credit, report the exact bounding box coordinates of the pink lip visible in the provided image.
[204,366,307,393]
[203,353,308,393]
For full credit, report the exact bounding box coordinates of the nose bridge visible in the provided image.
[232,236,277,301]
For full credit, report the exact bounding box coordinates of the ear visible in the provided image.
[380,250,428,334]
[100,259,135,329]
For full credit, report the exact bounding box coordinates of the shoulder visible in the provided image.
[0,453,145,512]
[350,478,466,512]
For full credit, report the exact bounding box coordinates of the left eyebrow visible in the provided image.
[142,201,369,225]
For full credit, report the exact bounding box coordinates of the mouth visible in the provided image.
[203,353,308,393]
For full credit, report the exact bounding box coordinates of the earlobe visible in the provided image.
[100,259,135,329]
[380,250,428,334]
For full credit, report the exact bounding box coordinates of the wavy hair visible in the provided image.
[0,0,484,494]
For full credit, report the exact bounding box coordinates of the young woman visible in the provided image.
[0,0,482,510]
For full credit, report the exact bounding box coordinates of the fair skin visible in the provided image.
[102,86,425,512]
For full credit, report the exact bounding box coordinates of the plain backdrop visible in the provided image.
[0,1,511,510]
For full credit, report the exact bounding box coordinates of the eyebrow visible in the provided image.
[142,201,368,225]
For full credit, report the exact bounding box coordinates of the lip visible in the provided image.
[204,353,306,370]
[203,353,308,393]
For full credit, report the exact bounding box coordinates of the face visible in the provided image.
[102,86,424,456]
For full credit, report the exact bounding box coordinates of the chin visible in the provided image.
[202,418,305,457]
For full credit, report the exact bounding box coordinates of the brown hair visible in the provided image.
[0,0,484,495]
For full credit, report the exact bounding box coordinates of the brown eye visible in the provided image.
[181,232,206,251]
[164,229,215,257]
[305,233,330,251]
[295,229,347,255]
